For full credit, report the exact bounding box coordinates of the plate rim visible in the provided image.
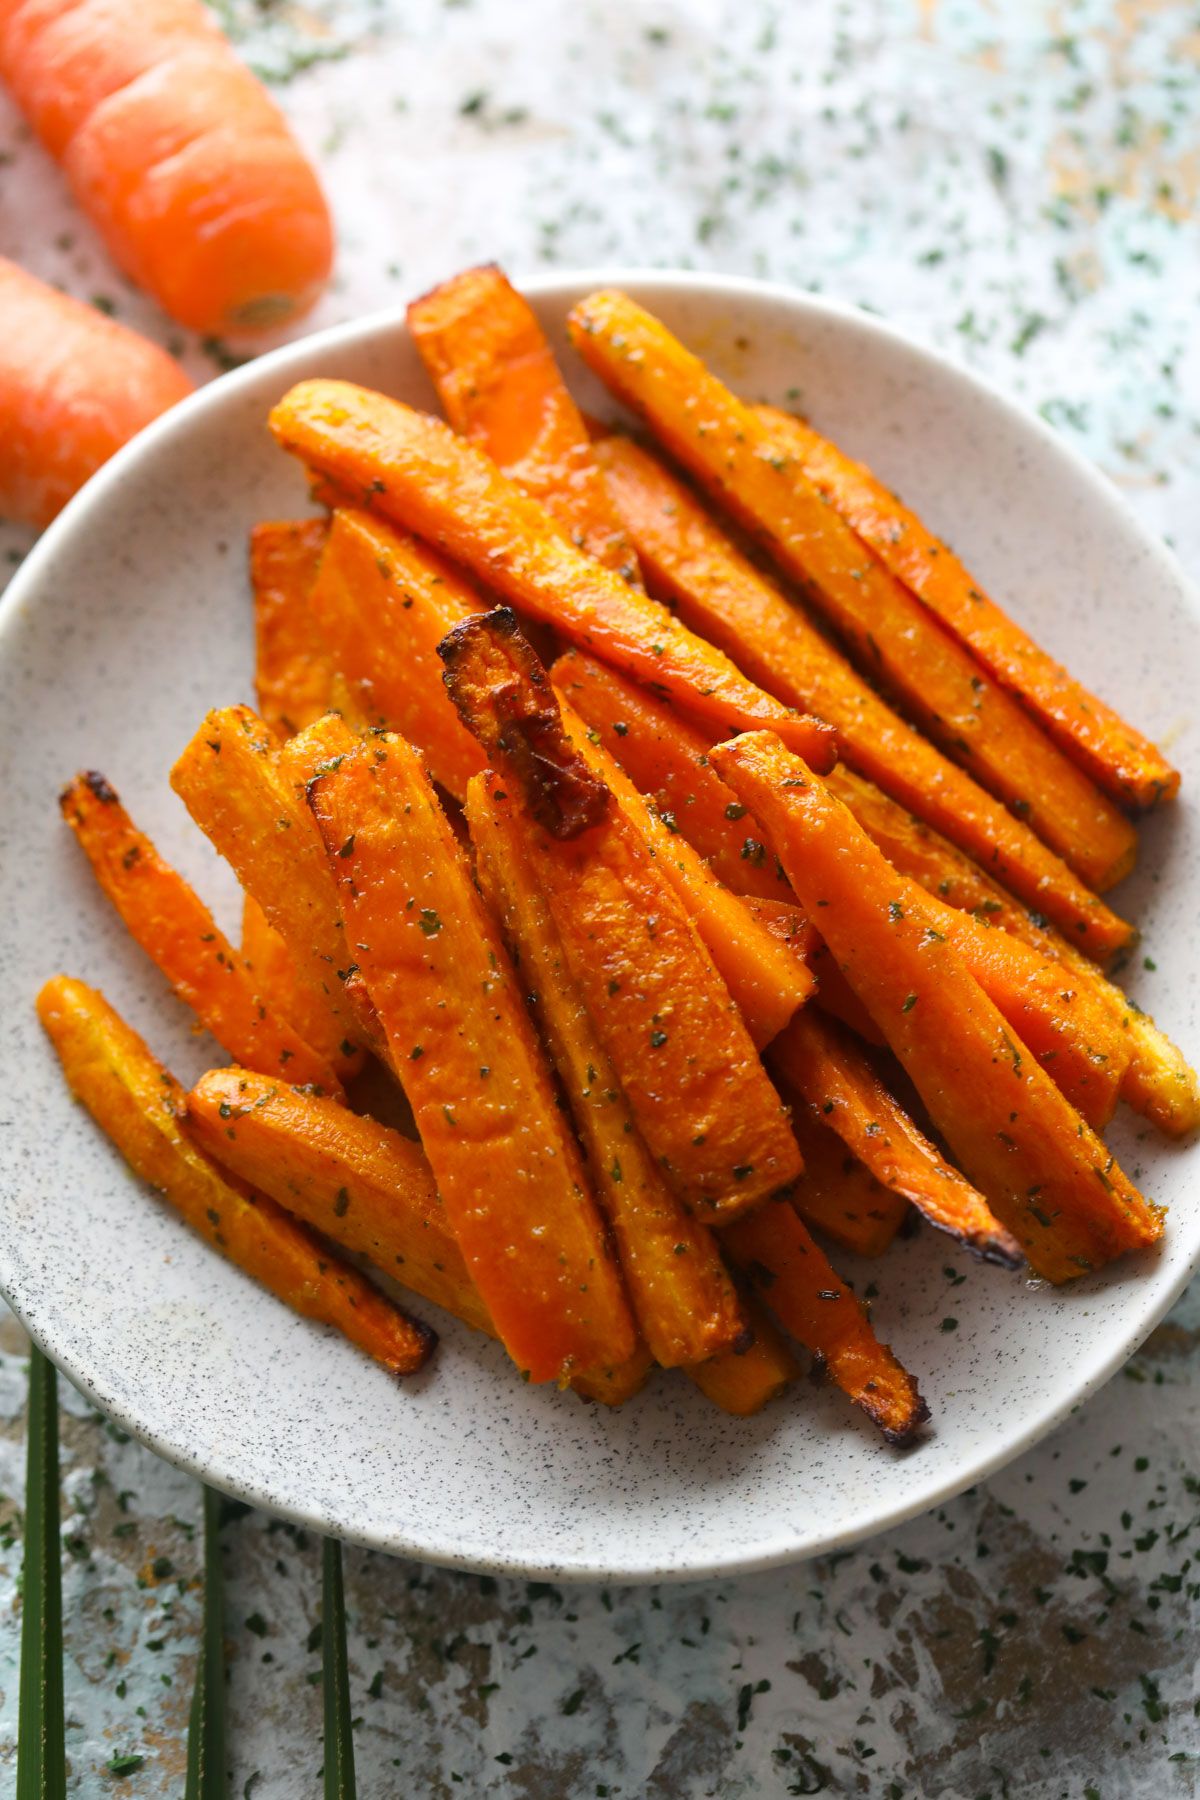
[2,267,1197,1584]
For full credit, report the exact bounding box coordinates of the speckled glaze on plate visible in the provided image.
[0,273,1196,1583]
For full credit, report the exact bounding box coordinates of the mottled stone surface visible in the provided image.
[1,1,1198,1793]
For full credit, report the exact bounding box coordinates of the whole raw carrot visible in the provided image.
[408,263,643,582]
[37,976,434,1375]
[267,379,837,770]
[589,430,1133,959]
[710,731,1163,1283]
[758,407,1181,812]
[0,256,192,527]
[0,0,333,334]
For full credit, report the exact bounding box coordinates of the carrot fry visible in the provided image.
[723,1200,928,1444]
[239,894,362,1082]
[37,977,433,1375]
[170,705,374,1069]
[250,518,333,736]
[772,1009,1021,1265]
[588,429,1133,960]
[307,732,637,1385]
[710,732,1163,1283]
[187,1068,652,1405]
[743,895,882,1045]
[60,771,343,1095]
[307,508,487,798]
[790,1111,909,1258]
[759,407,1181,813]
[0,256,192,528]
[408,263,642,582]
[439,610,802,1221]
[468,772,747,1367]
[0,0,333,335]
[828,765,1200,1137]
[267,379,837,770]
[685,1299,800,1416]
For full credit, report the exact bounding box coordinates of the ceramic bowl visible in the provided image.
[1,271,1196,1581]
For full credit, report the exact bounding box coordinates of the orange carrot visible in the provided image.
[250,518,333,736]
[722,1199,928,1443]
[771,1010,1021,1265]
[0,256,192,527]
[408,264,642,582]
[38,977,434,1374]
[590,430,1133,960]
[306,508,486,799]
[468,774,748,1368]
[439,609,803,1221]
[790,1111,909,1257]
[0,0,332,334]
[60,770,343,1095]
[267,379,837,771]
[759,407,1181,813]
[685,1299,800,1415]
[710,731,1163,1283]
[170,706,374,1068]
[307,731,637,1385]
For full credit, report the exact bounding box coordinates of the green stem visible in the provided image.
[184,1486,227,1800]
[17,1345,66,1800]
[322,1537,357,1800]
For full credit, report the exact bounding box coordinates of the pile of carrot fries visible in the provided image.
[40,267,1196,1446]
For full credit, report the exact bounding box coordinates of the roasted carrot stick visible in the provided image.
[0,257,192,527]
[307,731,637,1385]
[0,0,333,334]
[239,894,360,1083]
[267,379,836,771]
[722,1200,928,1443]
[685,1299,800,1415]
[824,763,1199,1136]
[589,431,1133,959]
[440,610,802,1221]
[790,1111,909,1257]
[186,1069,652,1406]
[170,706,373,1070]
[408,264,642,582]
[60,771,343,1095]
[37,977,433,1374]
[710,732,1163,1282]
[306,507,487,799]
[759,407,1181,813]
[468,772,748,1368]
[772,1010,1020,1265]
[250,518,333,737]
[558,646,1132,1125]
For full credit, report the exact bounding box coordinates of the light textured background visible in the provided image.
[2,1,1199,1793]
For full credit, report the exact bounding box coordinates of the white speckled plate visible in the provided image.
[1,273,1196,1582]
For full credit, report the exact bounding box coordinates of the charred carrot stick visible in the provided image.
[307,731,637,1385]
[186,1069,652,1406]
[170,706,374,1070]
[824,764,1199,1136]
[0,257,192,527]
[468,774,748,1367]
[790,1111,909,1257]
[0,0,332,334]
[685,1299,800,1415]
[722,1200,928,1443]
[589,431,1133,960]
[37,977,433,1374]
[710,732,1163,1282]
[408,264,642,582]
[306,508,487,799]
[60,771,343,1095]
[759,407,1181,813]
[439,609,802,1221]
[267,380,836,771]
[250,519,333,737]
[771,1010,1020,1265]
